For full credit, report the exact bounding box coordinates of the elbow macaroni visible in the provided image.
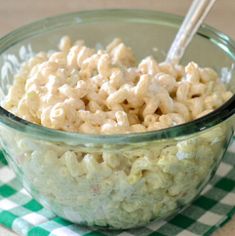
[2,37,232,134]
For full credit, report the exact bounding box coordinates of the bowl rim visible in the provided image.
[0,9,234,144]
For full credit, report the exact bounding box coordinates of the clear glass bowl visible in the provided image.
[0,9,234,229]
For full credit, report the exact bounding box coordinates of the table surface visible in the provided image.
[0,0,234,235]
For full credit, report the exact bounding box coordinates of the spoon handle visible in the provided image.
[166,0,217,64]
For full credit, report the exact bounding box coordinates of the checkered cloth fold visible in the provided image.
[0,141,235,236]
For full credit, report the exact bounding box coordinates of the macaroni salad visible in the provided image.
[1,37,232,229]
[2,37,232,134]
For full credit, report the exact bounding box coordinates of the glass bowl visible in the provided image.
[0,9,234,230]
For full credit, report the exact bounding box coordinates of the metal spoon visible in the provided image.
[166,0,217,64]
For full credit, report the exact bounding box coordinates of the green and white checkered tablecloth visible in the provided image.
[0,141,235,236]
